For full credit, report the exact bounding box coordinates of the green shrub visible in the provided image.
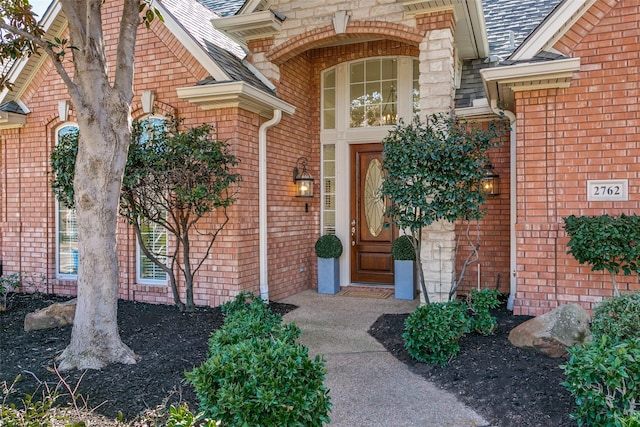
[467,288,501,335]
[564,214,640,296]
[562,336,640,426]
[403,301,470,365]
[391,235,416,261]
[0,273,20,312]
[188,337,330,427]
[616,413,640,427]
[165,403,218,427]
[209,293,299,352]
[188,292,331,427]
[591,292,640,343]
[314,234,343,259]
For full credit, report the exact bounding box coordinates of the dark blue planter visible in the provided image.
[318,257,340,294]
[394,260,416,300]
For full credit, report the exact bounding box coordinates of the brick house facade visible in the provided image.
[481,0,640,315]
[0,0,637,315]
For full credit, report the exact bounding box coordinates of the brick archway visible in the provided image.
[267,21,425,65]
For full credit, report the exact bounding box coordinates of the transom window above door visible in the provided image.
[322,57,419,131]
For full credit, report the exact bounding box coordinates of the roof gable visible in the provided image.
[483,0,564,60]
[0,0,274,107]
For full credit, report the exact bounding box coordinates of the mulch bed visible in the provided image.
[0,293,295,422]
[1,293,576,426]
[368,305,577,427]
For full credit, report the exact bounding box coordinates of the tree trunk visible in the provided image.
[56,0,140,370]
[57,94,137,370]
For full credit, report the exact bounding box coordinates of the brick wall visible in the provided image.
[455,134,511,297]
[0,0,298,308]
[512,0,640,315]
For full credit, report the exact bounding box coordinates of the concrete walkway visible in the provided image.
[281,290,490,427]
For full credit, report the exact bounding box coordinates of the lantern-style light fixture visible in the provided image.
[482,163,500,196]
[293,157,314,198]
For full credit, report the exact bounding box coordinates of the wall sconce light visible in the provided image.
[482,163,500,196]
[293,156,314,200]
[293,157,313,197]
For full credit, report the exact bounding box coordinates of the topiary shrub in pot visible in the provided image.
[315,234,343,294]
[392,235,416,300]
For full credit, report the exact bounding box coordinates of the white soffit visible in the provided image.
[400,0,489,59]
[0,111,27,129]
[212,10,283,45]
[177,81,295,117]
[510,0,597,61]
[0,0,65,105]
[480,57,581,108]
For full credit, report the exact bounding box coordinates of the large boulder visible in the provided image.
[24,299,76,331]
[508,303,592,358]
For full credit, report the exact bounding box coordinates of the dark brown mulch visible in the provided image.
[0,293,295,421]
[2,293,576,426]
[368,305,577,427]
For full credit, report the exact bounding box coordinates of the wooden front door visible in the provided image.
[350,144,394,284]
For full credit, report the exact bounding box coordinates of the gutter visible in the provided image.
[489,100,517,310]
[258,110,283,301]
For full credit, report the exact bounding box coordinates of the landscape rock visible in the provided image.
[24,298,76,331]
[508,303,592,358]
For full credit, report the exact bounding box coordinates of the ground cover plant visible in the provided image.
[4,292,576,426]
[562,292,640,426]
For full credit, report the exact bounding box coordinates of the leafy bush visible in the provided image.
[314,234,343,259]
[403,301,470,365]
[467,288,501,335]
[164,403,218,427]
[616,413,640,427]
[564,214,640,296]
[0,273,20,312]
[209,292,299,351]
[591,292,640,343]
[187,293,331,427]
[562,336,640,426]
[391,235,416,261]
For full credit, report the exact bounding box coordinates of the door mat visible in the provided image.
[338,289,393,299]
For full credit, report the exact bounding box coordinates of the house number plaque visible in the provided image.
[587,179,628,202]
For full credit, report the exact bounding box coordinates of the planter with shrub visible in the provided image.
[315,234,343,294]
[391,235,416,300]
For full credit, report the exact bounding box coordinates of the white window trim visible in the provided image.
[54,123,79,280]
[136,226,168,286]
[320,56,417,285]
[134,115,168,286]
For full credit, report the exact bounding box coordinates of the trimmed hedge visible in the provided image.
[187,293,331,427]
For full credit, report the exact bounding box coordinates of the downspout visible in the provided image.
[258,109,283,302]
[490,100,517,310]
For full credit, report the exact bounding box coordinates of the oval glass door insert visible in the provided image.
[364,158,385,237]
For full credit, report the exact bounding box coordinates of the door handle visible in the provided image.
[351,219,356,246]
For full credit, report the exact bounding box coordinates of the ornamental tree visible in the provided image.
[51,118,241,312]
[564,214,640,297]
[1,0,160,370]
[381,113,508,303]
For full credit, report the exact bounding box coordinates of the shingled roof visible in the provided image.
[0,101,26,114]
[197,0,245,16]
[484,0,564,60]
[456,0,564,108]
[160,0,273,93]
